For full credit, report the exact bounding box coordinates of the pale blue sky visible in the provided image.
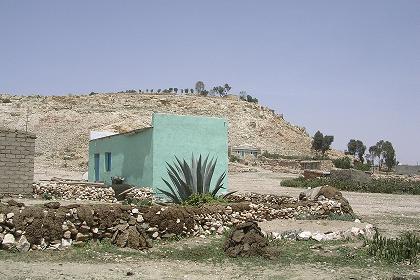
[1,1,419,164]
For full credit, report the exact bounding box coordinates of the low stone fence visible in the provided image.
[32,181,154,203]
[0,192,351,252]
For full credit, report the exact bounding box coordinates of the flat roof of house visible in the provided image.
[89,127,152,142]
[231,144,261,151]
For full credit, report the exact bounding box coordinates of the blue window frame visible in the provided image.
[105,152,111,171]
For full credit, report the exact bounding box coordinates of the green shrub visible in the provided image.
[262,150,281,159]
[281,177,420,195]
[354,162,371,172]
[332,157,352,169]
[123,197,153,207]
[365,231,420,264]
[42,192,53,200]
[183,193,227,206]
[229,154,240,162]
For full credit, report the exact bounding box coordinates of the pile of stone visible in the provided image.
[269,224,376,242]
[32,181,155,203]
[224,221,268,257]
[298,185,353,214]
[33,181,116,202]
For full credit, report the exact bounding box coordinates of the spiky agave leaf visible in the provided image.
[211,171,226,197]
[191,153,197,192]
[175,156,194,193]
[182,159,194,191]
[196,155,204,194]
[203,157,216,193]
[159,178,181,204]
[167,166,192,200]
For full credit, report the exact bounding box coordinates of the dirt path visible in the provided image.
[0,258,408,280]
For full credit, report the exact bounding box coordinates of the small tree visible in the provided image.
[246,95,258,103]
[312,131,334,156]
[195,81,205,94]
[321,135,334,155]
[190,89,194,94]
[382,141,396,171]
[212,86,224,96]
[312,131,324,151]
[157,89,161,93]
[347,139,366,162]
[347,139,357,155]
[224,83,231,96]
[174,88,178,94]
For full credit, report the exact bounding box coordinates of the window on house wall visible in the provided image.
[105,152,111,171]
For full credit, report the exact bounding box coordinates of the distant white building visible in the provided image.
[229,144,261,159]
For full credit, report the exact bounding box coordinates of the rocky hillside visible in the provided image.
[0,93,313,171]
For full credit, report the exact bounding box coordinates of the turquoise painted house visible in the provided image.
[88,113,228,194]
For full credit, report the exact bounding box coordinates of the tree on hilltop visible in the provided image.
[312,131,334,156]
[382,141,396,171]
[347,139,366,162]
[195,81,205,94]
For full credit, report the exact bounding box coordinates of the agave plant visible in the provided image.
[158,154,226,203]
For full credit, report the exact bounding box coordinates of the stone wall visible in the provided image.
[0,128,36,194]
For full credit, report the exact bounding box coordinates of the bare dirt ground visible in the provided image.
[229,169,420,237]
[2,167,419,279]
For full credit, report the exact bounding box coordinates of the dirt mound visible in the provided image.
[224,221,269,258]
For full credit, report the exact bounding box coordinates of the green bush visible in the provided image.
[42,192,53,200]
[262,150,281,159]
[281,177,420,195]
[332,157,352,169]
[229,154,240,162]
[365,231,420,264]
[354,162,371,172]
[123,197,153,207]
[183,193,227,206]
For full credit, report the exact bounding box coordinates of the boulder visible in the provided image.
[1,233,16,250]
[16,236,30,252]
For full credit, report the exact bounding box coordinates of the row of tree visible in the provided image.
[311,132,397,171]
[346,139,397,170]
[92,81,259,103]
[195,81,232,97]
